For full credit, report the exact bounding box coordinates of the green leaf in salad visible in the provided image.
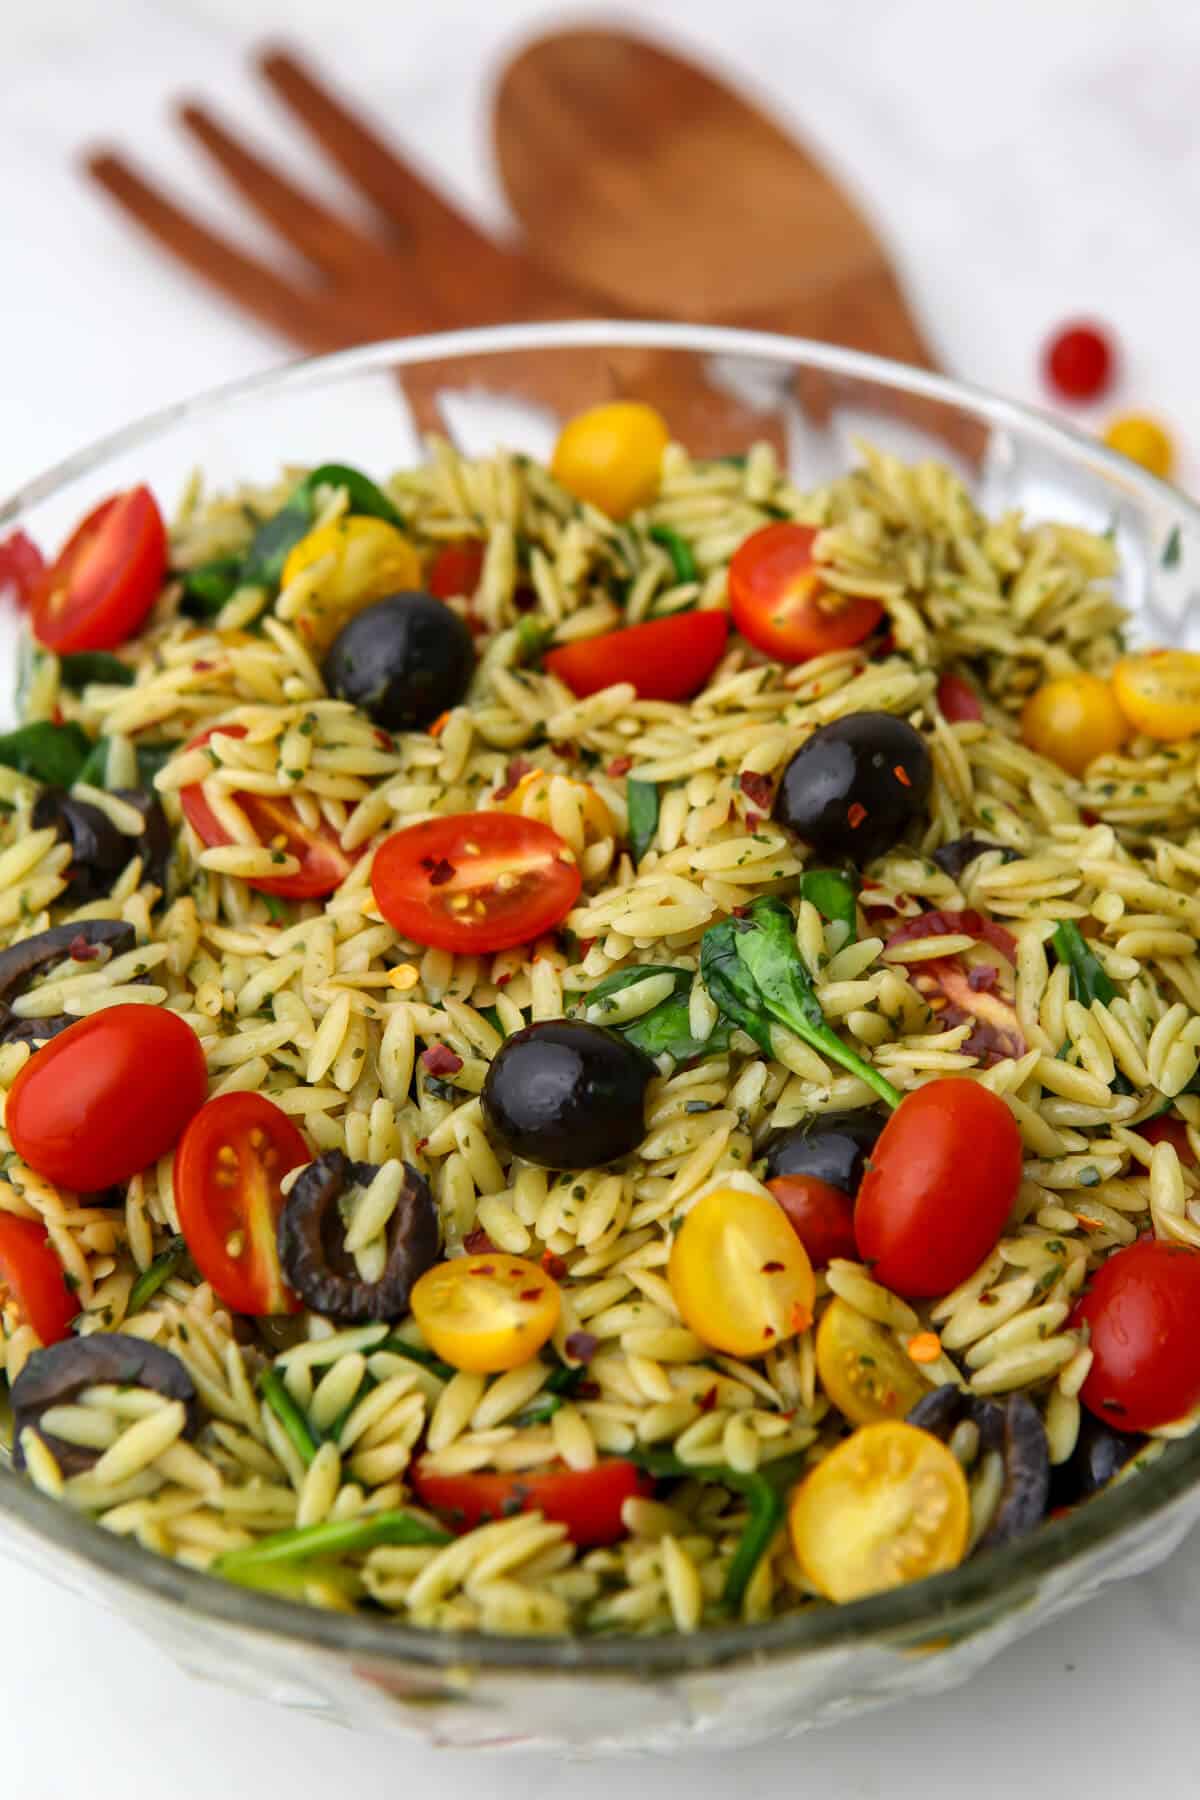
[57,651,136,691]
[583,965,731,1063]
[627,776,659,864]
[1051,919,1117,1007]
[701,897,902,1109]
[798,867,858,945]
[648,524,698,585]
[0,720,93,787]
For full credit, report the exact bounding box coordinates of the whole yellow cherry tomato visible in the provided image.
[280,516,422,647]
[788,1421,969,1603]
[668,1185,815,1358]
[815,1298,929,1426]
[1112,649,1200,742]
[551,402,670,520]
[496,768,613,843]
[409,1253,561,1373]
[1103,414,1174,480]
[1020,672,1127,775]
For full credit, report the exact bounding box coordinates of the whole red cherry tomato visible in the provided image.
[1074,1240,1200,1432]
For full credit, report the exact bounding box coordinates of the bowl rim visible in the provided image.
[3,317,1200,1677]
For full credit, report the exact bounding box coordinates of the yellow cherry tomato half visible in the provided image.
[788,1421,970,1603]
[668,1185,816,1359]
[280,516,422,647]
[551,402,670,520]
[815,1297,929,1427]
[1111,649,1200,742]
[1103,414,1174,480]
[496,767,614,844]
[1020,672,1127,775]
[409,1253,561,1374]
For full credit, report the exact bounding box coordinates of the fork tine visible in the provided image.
[257,45,490,260]
[85,148,336,350]
[177,100,390,278]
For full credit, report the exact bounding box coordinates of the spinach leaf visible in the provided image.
[631,1449,809,1611]
[584,965,732,1062]
[799,867,858,944]
[296,463,402,528]
[1052,920,1116,1007]
[0,721,93,787]
[648,524,698,585]
[180,557,244,618]
[627,777,659,864]
[701,897,902,1108]
[57,651,136,691]
[73,737,178,791]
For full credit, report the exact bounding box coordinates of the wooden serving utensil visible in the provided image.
[494,25,939,371]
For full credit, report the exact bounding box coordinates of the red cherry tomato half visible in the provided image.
[936,671,983,723]
[0,1215,76,1346]
[1043,322,1115,403]
[30,487,167,653]
[409,1456,651,1547]
[180,724,357,900]
[371,811,581,954]
[855,1078,1023,1298]
[0,531,46,609]
[1136,1114,1196,1168]
[729,522,884,664]
[174,1092,309,1316]
[767,1174,858,1269]
[1073,1240,1200,1431]
[427,539,485,600]
[544,611,728,701]
[7,1004,208,1192]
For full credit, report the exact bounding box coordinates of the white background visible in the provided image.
[5,0,1200,1791]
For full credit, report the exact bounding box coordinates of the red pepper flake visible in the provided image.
[761,1260,785,1273]
[424,858,456,887]
[847,802,868,830]
[375,728,394,751]
[421,1044,463,1076]
[550,741,574,759]
[492,756,534,801]
[463,1227,497,1255]
[519,1287,544,1302]
[564,1330,598,1363]
[496,971,512,986]
[893,764,912,788]
[576,938,595,959]
[697,1384,719,1413]
[68,935,102,963]
[470,1264,497,1276]
[762,1324,777,1339]
[541,1250,568,1281]
[193,659,214,673]
[606,756,633,778]
[50,704,64,726]
[415,1137,429,1153]
[739,771,775,813]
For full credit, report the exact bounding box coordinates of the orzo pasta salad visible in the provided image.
[2,401,1200,1637]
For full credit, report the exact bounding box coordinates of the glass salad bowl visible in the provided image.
[2,321,1200,1753]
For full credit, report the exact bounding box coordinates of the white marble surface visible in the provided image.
[4,0,1200,1791]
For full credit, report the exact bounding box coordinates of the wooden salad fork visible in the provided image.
[81,46,788,450]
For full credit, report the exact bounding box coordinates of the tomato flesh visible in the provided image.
[767,1174,857,1268]
[174,1092,309,1316]
[788,1421,969,1602]
[1074,1240,1200,1431]
[1112,650,1200,743]
[410,1456,650,1547]
[729,522,884,663]
[30,487,167,653]
[816,1297,928,1426]
[668,1185,815,1358]
[409,1253,561,1372]
[7,1004,208,1192]
[0,1215,75,1346]
[854,1078,1023,1298]
[428,540,485,600]
[936,671,983,723]
[888,909,1025,1067]
[1136,1115,1196,1167]
[0,531,45,609]
[371,812,581,954]
[544,611,728,701]
[180,724,356,900]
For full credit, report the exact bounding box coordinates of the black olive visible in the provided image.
[12,1334,198,1476]
[322,592,475,730]
[1049,1412,1144,1509]
[33,790,129,903]
[907,1384,1049,1549]
[931,835,1019,881]
[762,1110,883,1193]
[278,1151,440,1323]
[482,1020,655,1171]
[0,919,134,1045]
[113,788,172,895]
[773,712,932,864]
